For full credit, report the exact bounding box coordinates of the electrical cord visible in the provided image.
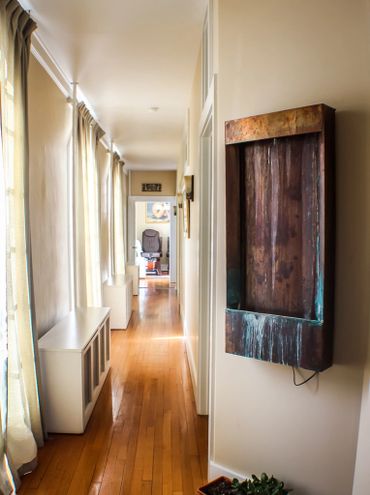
[291,366,319,386]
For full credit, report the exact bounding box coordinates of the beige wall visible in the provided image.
[28,55,72,337]
[209,1,370,494]
[178,49,202,403]
[97,143,111,283]
[130,170,177,196]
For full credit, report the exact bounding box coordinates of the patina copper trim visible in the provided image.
[225,104,328,145]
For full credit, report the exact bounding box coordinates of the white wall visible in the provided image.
[178,49,202,405]
[209,1,370,494]
[353,332,370,494]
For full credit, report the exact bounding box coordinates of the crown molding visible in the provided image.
[31,33,72,98]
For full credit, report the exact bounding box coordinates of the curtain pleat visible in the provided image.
[122,166,128,265]
[112,153,125,275]
[0,0,44,492]
[75,103,105,307]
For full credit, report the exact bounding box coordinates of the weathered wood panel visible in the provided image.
[244,134,320,320]
[225,104,335,371]
[226,145,244,309]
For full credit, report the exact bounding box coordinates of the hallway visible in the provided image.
[19,281,208,495]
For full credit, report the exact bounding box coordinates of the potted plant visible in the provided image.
[197,472,292,495]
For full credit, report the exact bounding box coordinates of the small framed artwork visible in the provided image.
[145,202,170,223]
[142,183,162,192]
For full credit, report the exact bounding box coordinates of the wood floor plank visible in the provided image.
[19,279,208,495]
[87,483,101,495]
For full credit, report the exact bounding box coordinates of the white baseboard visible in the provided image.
[184,329,198,391]
[208,461,247,482]
[181,316,198,399]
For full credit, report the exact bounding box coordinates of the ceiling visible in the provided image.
[23,0,206,170]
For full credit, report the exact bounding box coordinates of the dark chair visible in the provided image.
[141,229,162,260]
[141,229,162,275]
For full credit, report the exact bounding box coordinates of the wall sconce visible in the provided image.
[184,175,194,201]
[177,192,183,208]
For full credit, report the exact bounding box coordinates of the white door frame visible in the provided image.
[127,195,177,284]
[197,76,217,415]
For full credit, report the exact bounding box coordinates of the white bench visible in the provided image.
[38,307,111,434]
[103,274,133,329]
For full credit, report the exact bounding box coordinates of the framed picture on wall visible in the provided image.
[145,202,170,223]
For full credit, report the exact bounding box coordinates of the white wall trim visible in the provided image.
[183,320,198,393]
[177,296,202,415]
[207,73,218,464]
[180,309,198,397]
[194,73,218,418]
[201,1,214,108]
[196,93,215,415]
[208,461,247,482]
[199,78,215,135]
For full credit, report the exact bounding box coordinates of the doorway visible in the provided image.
[128,196,177,290]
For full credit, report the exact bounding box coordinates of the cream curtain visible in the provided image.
[122,166,128,265]
[0,0,43,492]
[75,103,104,307]
[112,153,125,275]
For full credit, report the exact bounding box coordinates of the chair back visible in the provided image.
[142,229,161,253]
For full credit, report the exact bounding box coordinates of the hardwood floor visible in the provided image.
[19,281,208,494]
[138,277,171,289]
